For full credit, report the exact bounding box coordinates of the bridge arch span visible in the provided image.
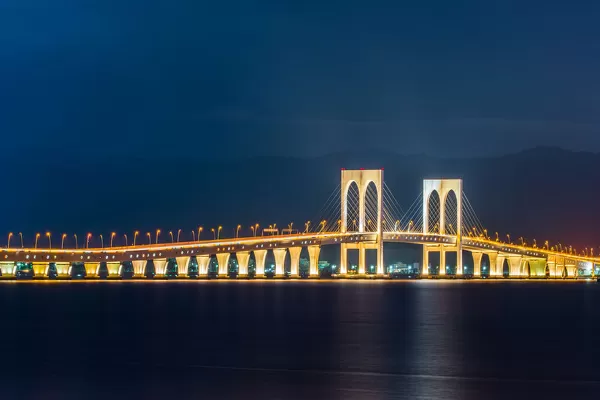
[343,181,360,232]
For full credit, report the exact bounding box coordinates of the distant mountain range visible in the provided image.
[2,146,599,248]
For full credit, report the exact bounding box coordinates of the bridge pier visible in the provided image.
[197,255,211,277]
[55,262,70,277]
[107,262,121,278]
[216,253,230,277]
[472,252,483,277]
[308,245,321,277]
[85,263,98,278]
[358,244,366,275]
[176,256,190,278]
[439,248,446,276]
[340,243,348,276]
[273,248,287,277]
[494,254,505,277]
[153,259,168,278]
[32,262,48,277]
[236,251,250,278]
[0,262,15,277]
[132,260,147,277]
[254,249,267,277]
[288,247,301,278]
[507,256,523,278]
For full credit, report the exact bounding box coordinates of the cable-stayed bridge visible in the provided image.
[0,169,596,280]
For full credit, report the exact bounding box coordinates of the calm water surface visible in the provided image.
[1,280,599,399]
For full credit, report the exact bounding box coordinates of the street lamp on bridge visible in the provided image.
[198,226,203,241]
[99,234,104,249]
[319,220,327,233]
[61,233,67,249]
[305,221,311,233]
[236,225,241,238]
[111,232,116,248]
[124,234,128,247]
[134,231,139,246]
[46,232,52,249]
[74,234,78,249]
[34,233,40,249]
[177,229,182,243]
[169,231,174,243]
[7,232,13,249]
[19,232,23,248]
[155,229,161,244]
[146,232,151,245]
[86,233,92,249]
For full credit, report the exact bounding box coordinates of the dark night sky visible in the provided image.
[1,0,599,158]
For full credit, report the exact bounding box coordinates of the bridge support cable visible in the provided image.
[364,186,381,232]
[443,192,459,235]
[310,184,342,233]
[382,182,405,232]
[461,193,487,238]
[400,193,424,233]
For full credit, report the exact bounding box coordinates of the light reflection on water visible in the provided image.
[0,280,599,399]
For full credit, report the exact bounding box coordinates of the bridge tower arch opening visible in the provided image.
[340,169,384,276]
[427,190,441,234]
[343,181,360,232]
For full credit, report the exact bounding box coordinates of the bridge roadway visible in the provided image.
[0,231,596,278]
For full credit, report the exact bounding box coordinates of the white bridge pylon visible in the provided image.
[340,169,384,275]
[422,179,463,276]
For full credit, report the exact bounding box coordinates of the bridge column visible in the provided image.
[32,262,48,277]
[176,256,190,278]
[288,247,302,278]
[486,253,497,277]
[508,256,522,278]
[254,250,267,277]
[84,263,99,278]
[495,255,505,277]
[197,255,211,277]
[107,262,121,277]
[273,248,287,277]
[236,251,250,278]
[422,246,429,276]
[216,253,230,277]
[308,245,321,277]
[55,262,70,277]
[339,243,348,275]
[472,252,483,277]
[153,259,168,277]
[132,260,147,277]
[0,262,15,276]
[439,248,446,276]
[565,259,577,279]
[358,244,366,275]
[456,249,463,277]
